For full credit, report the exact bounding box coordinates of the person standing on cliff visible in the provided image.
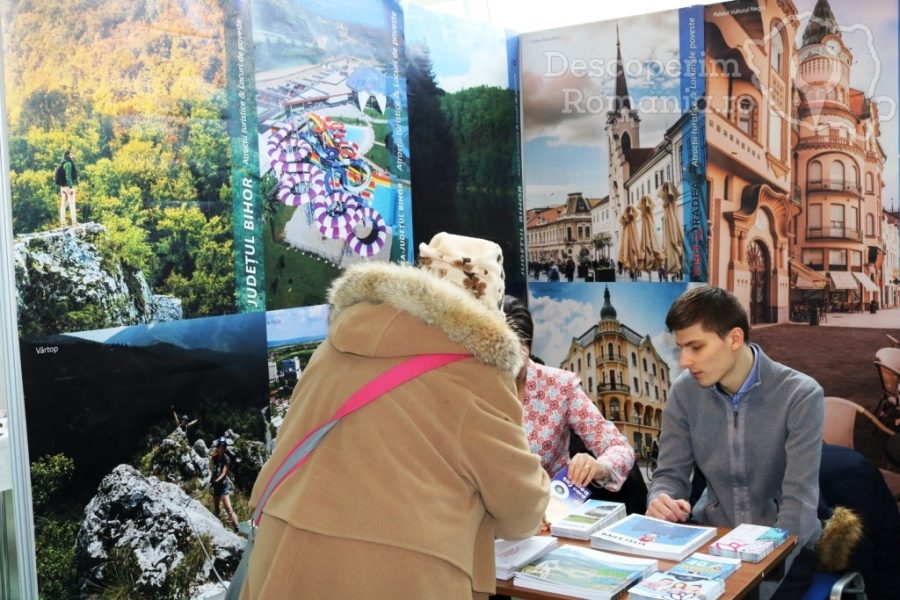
[56,150,79,227]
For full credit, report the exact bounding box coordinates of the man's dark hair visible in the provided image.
[501,295,533,350]
[63,150,71,159]
[665,285,750,342]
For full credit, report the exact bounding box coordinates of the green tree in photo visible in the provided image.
[406,43,460,245]
[10,170,56,234]
[155,207,235,316]
[183,96,230,204]
[31,454,80,600]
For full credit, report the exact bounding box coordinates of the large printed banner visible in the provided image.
[0,0,897,597]
[231,0,415,313]
[519,6,708,285]
[0,0,521,596]
[404,5,527,293]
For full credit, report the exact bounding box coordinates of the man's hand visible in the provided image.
[646,493,691,522]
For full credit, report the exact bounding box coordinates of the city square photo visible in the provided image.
[520,7,707,284]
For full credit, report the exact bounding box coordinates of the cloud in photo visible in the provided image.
[520,11,682,146]
[520,9,686,208]
[526,283,688,373]
[405,6,512,93]
[266,304,330,346]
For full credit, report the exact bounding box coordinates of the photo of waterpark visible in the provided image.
[251,0,412,309]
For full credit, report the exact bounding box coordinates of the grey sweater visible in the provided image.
[649,344,824,550]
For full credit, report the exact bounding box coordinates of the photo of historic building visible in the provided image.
[529,282,687,455]
[705,0,898,322]
[521,9,700,283]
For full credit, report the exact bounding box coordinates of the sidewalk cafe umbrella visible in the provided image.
[618,205,640,272]
[638,195,661,272]
[658,181,685,278]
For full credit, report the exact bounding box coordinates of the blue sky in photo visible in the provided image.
[527,282,694,375]
[266,304,330,348]
[405,4,512,92]
[287,0,394,30]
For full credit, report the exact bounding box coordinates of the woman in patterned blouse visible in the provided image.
[503,296,635,490]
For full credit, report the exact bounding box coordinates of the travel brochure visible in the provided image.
[629,572,725,600]
[667,552,742,581]
[629,551,740,599]
[550,499,627,540]
[513,545,658,600]
[708,524,789,563]
[508,539,742,599]
[494,535,559,580]
[545,468,593,524]
[590,514,718,561]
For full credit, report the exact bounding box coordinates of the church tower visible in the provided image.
[606,26,642,261]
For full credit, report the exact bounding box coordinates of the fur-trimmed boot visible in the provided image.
[815,506,863,572]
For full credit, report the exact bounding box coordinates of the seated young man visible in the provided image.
[647,286,823,600]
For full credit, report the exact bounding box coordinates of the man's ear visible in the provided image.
[728,326,745,350]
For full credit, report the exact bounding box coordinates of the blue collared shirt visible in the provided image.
[715,345,759,410]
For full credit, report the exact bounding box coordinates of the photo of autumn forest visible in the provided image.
[3,0,236,338]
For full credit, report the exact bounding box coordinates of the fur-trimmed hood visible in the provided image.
[327,262,523,376]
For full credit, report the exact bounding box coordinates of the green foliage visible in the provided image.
[31,454,75,514]
[183,96,231,201]
[34,515,80,600]
[405,43,460,242]
[31,454,79,600]
[194,399,266,444]
[88,545,141,600]
[168,533,214,597]
[95,213,154,272]
[437,84,522,276]
[63,304,115,333]
[260,171,280,241]
[10,169,56,234]
[5,0,234,325]
[440,85,519,197]
[156,208,235,316]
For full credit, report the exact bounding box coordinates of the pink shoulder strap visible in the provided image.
[252,353,469,525]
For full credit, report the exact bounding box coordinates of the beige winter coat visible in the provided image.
[242,262,550,599]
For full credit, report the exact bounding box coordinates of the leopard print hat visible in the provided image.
[418,232,505,310]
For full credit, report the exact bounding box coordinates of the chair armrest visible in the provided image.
[829,571,865,600]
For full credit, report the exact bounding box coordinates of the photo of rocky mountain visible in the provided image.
[20,312,268,597]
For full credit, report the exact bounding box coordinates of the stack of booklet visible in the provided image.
[628,552,741,600]
[513,545,658,600]
[550,499,627,540]
[590,514,718,561]
[494,536,559,580]
[708,524,790,562]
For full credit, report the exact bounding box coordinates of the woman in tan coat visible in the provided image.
[242,233,550,599]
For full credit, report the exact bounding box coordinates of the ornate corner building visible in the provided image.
[561,287,671,454]
[705,0,895,322]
